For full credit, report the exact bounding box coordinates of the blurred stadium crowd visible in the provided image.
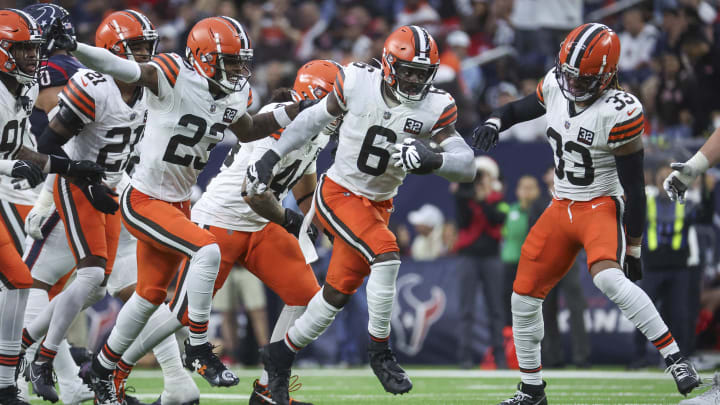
[13,0,720,370]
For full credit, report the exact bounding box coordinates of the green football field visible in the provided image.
[33,367,713,405]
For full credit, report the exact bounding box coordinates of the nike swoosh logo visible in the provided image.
[80,77,88,86]
[591,203,605,209]
[627,107,637,116]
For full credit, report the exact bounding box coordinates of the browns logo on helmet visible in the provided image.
[555,23,621,103]
[186,16,253,94]
[381,25,439,103]
[0,8,44,85]
[96,10,157,63]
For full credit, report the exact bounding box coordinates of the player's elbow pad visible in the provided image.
[271,97,336,156]
[436,136,476,182]
[615,149,646,238]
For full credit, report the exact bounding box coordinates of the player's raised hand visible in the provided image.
[471,120,500,152]
[391,138,442,174]
[51,20,77,52]
[245,150,280,196]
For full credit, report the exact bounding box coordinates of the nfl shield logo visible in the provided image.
[383,111,392,120]
[564,121,571,130]
[210,104,217,113]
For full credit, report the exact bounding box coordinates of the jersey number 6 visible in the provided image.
[547,128,595,186]
[357,125,397,176]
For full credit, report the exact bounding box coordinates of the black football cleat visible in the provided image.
[498,381,548,405]
[0,385,30,405]
[248,377,314,405]
[24,361,58,403]
[260,341,297,405]
[666,353,701,396]
[79,361,119,405]
[367,339,412,395]
[182,340,238,387]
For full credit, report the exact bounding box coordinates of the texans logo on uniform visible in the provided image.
[577,127,595,146]
[223,108,238,123]
[404,118,423,135]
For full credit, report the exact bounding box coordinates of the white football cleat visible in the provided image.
[679,373,720,405]
[58,378,94,405]
[16,374,28,403]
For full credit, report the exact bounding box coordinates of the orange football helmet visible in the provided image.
[381,25,439,103]
[0,8,44,84]
[186,16,253,93]
[291,59,342,102]
[96,10,157,62]
[556,23,620,102]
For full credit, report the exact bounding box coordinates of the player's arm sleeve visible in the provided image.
[615,149,646,239]
[148,53,180,98]
[608,106,645,149]
[489,93,546,132]
[270,96,337,156]
[436,134,475,182]
[71,43,141,83]
[37,99,86,158]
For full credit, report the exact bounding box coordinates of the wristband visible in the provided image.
[48,155,70,175]
[272,106,292,128]
[485,117,501,130]
[627,245,641,258]
[0,160,16,176]
[686,151,710,174]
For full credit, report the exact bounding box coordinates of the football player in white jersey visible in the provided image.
[108,59,342,405]
[17,10,196,405]
[55,15,314,404]
[471,23,700,404]
[246,25,475,404]
[0,9,106,405]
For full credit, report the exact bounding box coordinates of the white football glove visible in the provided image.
[663,152,709,204]
[25,187,55,240]
[244,150,280,197]
[391,138,442,174]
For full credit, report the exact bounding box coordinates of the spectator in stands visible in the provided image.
[395,0,440,33]
[532,166,591,368]
[534,0,584,68]
[214,265,270,365]
[654,7,689,56]
[631,165,713,367]
[501,175,540,326]
[655,52,694,138]
[408,204,447,261]
[453,157,508,369]
[618,7,659,86]
[437,30,481,131]
[680,28,720,136]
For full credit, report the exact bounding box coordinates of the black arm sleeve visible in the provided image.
[615,149,646,239]
[37,101,83,159]
[490,93,546,132]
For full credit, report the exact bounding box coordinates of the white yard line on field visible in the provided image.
[130,368,673,380]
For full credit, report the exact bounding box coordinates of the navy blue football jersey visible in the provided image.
[30,54,85,137]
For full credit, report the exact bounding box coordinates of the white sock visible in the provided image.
[185,244,220,346]
[286,288,341,351]
[593,268,679,356]
[122,304,182,366]
[99,293,157,369]
[22,288,48,357]
[0,289,28,387]
[511,292,544,385]
[54,340,81,388]
[44,266,104,353]
[153,334,185,381]
[261,305,306,385]
[26,293,55,340]
[366,260,400,339]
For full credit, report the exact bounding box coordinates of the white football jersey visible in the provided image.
[538,69,644,201]
[130,53,251,202]
[192,102,328,232]
[326,62,457,201]
[0,81,40,205]
[58,69,147,188]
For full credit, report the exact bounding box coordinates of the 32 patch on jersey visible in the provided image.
[223,108,238,123]
[577,127,595,146]
[404,118,423,135]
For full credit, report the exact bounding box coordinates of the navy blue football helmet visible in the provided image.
[22,3,75,57]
